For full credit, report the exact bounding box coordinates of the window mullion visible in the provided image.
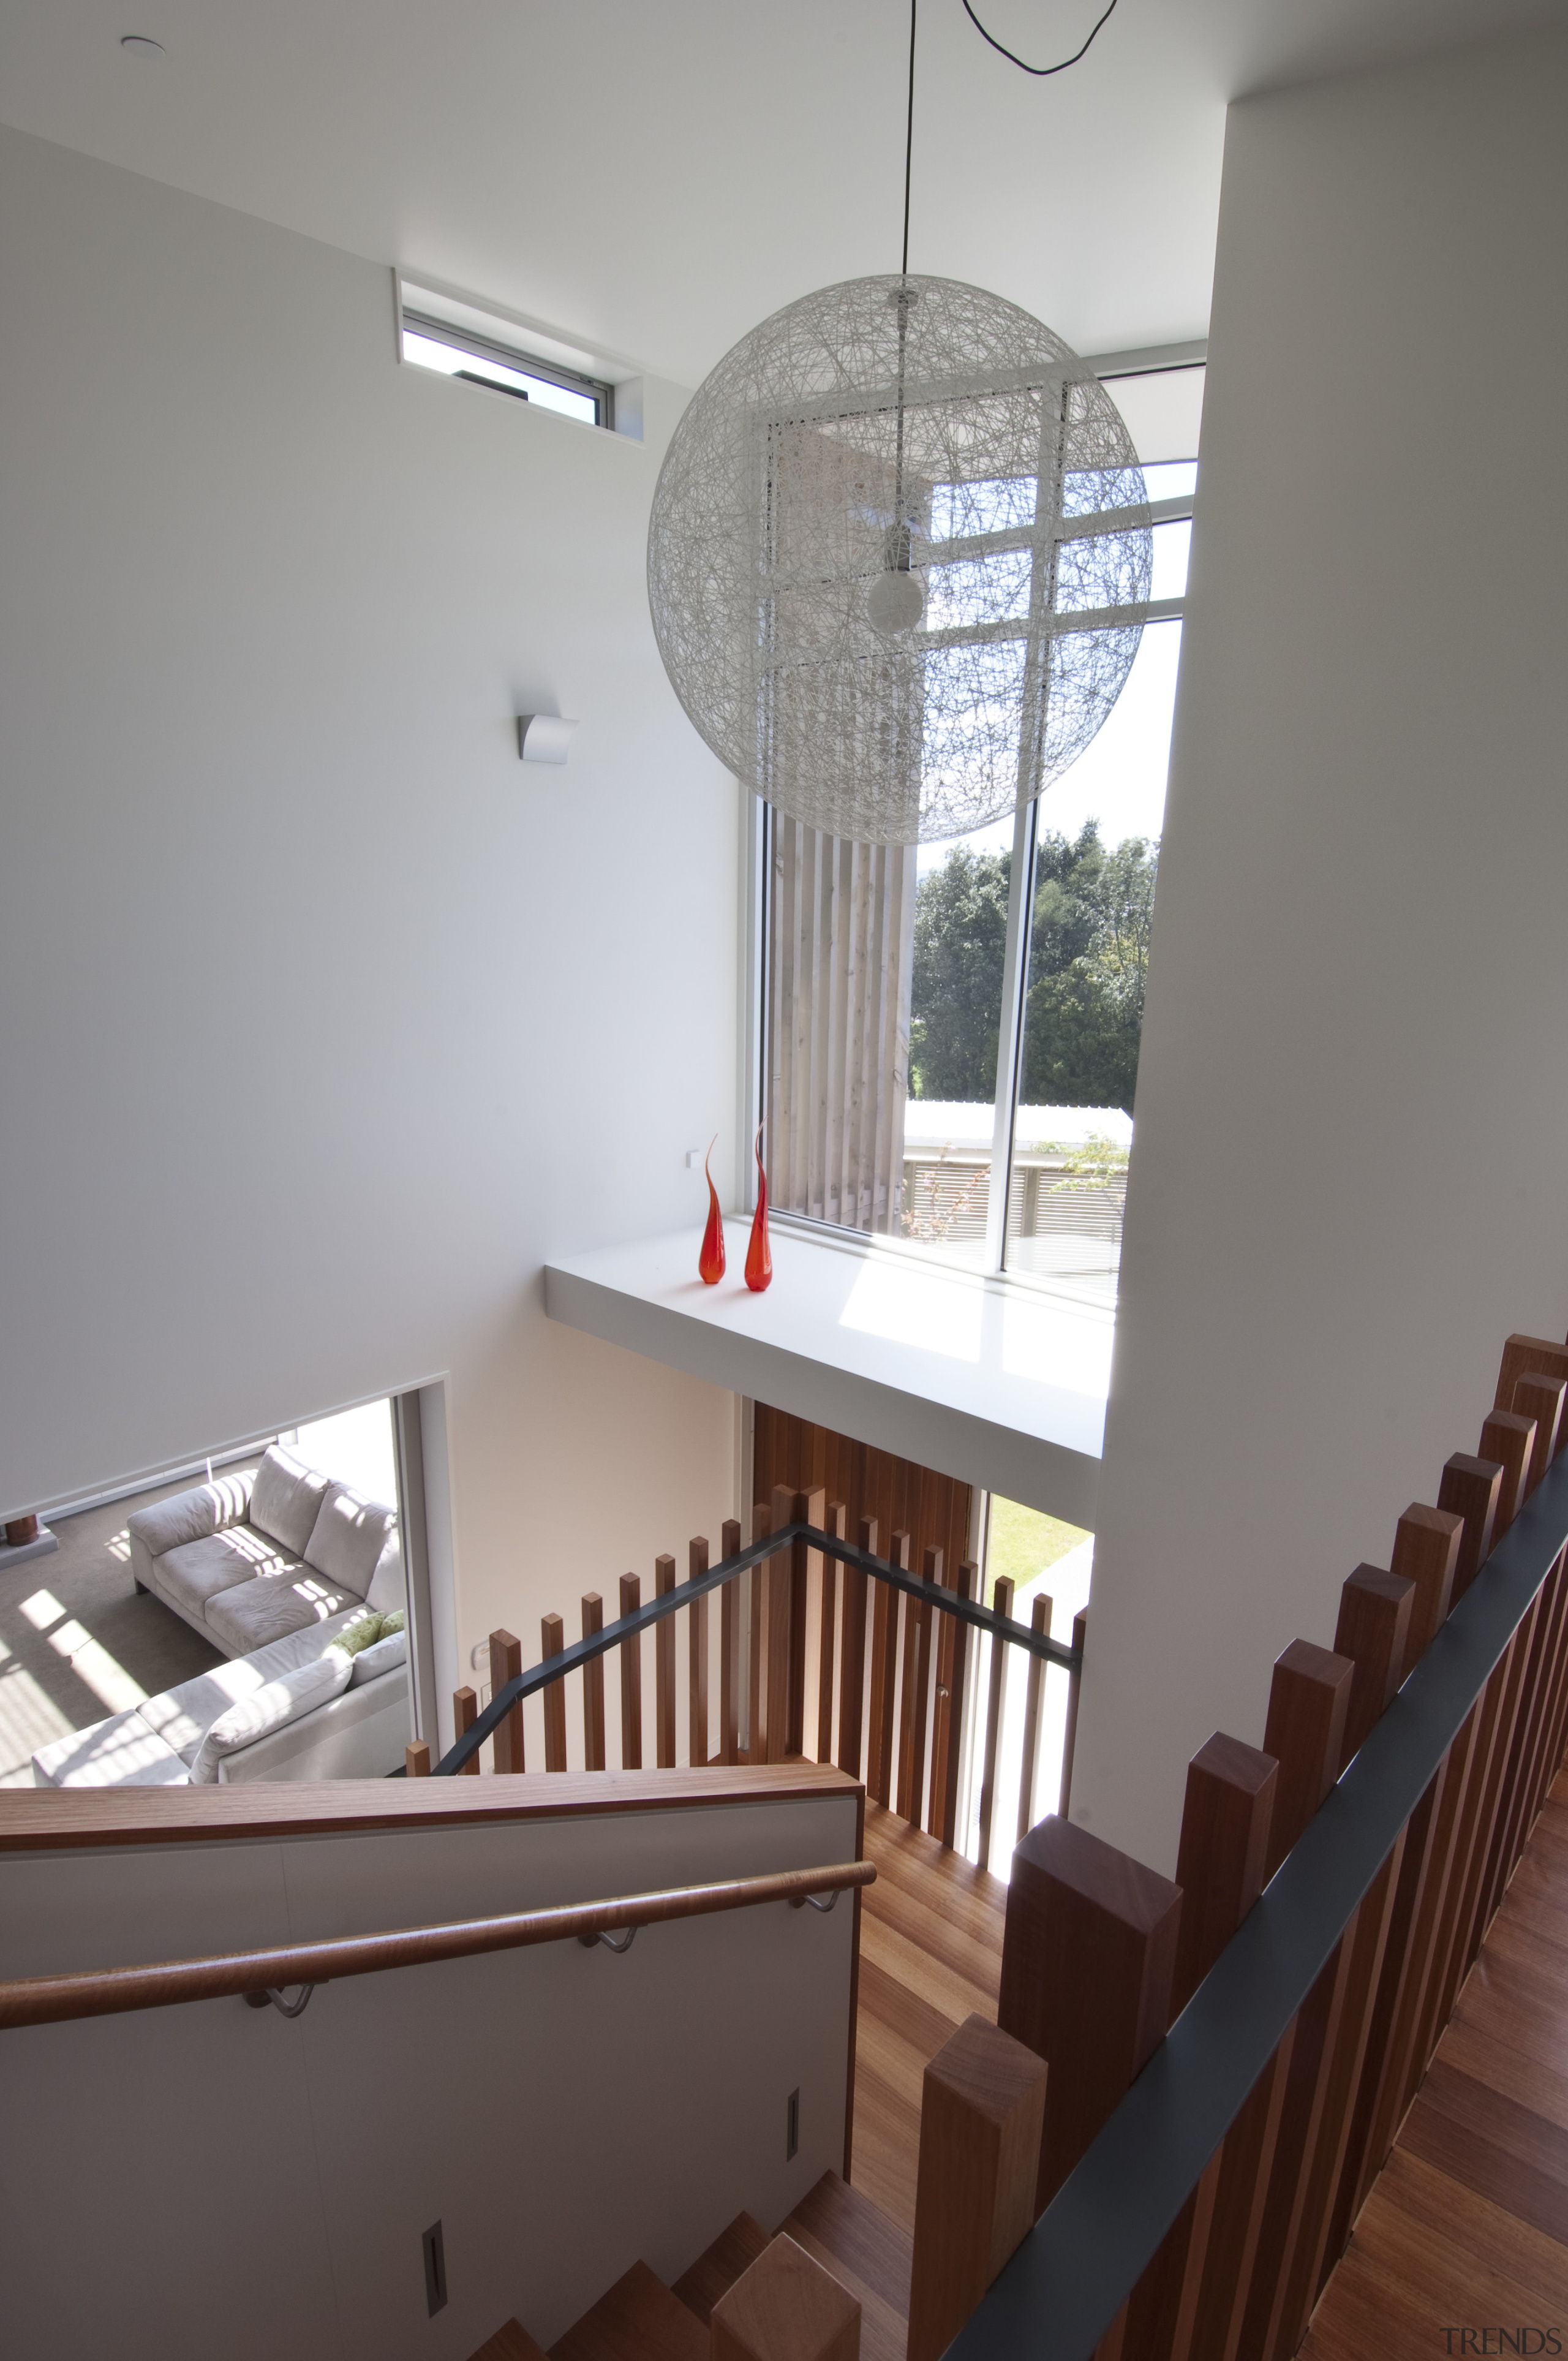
[983,794,1037,1274]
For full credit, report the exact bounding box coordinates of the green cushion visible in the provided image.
[328,1611,384,1658]
[379,1609,405,1638]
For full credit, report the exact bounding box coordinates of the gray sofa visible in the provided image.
[31,1447,412,1787]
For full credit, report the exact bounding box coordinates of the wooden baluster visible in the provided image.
[1016,1595,1054,1842]
[1466,1410,1540,1935]
[786,1484,824,1758]
[712,2234,861,2361]
[997,1816,1181,2219]
[1507,1502,1568,1859]
[688,1536,710,1768]
[541,1613,568,1772]
[404,1740,431,1777]
[1493,1331,1568,1426]
[838,1514,875,1779]
[1059,1606,1088,1819]
[978,1574,1014,1875]
[748,1499,770,1764]
[1436,1588,1537,2022]
[1480,1409,1536,1534]
[816,1502,846,1763]
[581,1592,605,1770]
[769,1484,803,1763]
[453,1684,479,1775]
[930,1560,976,1847]
[1476,1536,1559,1935]
[1236,1639,1356,2361]
[489,1628,524,1775]
[1362,1710,1481,2194]
[1512,1369,1567,1489]
[1124,1734,1277,2361]
[1274,1575,1419,2351]
[1319,1574,1422,2259]
[655,1554,676,1769]
[898,1545,939,1825]
[906,2014,1049,2361]
[1412,1601,1521,2075]
[619,1572,643,1770]
[1435,1451,1503,1600]
[1333,1566,1415,1764]
[1390,1503,1463,1664]
[867,1530,907,1807]
[719,1516,741,1766]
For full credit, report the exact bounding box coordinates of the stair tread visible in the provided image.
[549,2261,709,2361]
[778,2172,911,2361]
[470,2324,549,2361]
[671,2211,771,2325]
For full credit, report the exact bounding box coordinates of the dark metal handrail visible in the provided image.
[0,1859,875,2031]
[946,1445,1568,2361]
[434,1520,1082,1777]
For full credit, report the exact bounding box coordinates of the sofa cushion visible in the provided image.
[189,1653,353,1783]
[156,1526,301,1620]
[249,1445,332,1556]
[138,1609,367,1764]
[346,1628,408,1689]
[126,1470,254,1563]
[304,1482,398,1598]
[32,1712,190,1788]
[204,1565,363,1655]
[365,1531,406,1616]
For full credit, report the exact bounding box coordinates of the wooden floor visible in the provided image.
[850,1800,1008,2235]
[1304,1767,1568,2356]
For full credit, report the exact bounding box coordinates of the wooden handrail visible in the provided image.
[0,1858,874,2031]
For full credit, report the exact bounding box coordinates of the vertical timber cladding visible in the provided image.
[768,817,918,1236]
[752,1403,973,1597]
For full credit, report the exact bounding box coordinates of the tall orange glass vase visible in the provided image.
[745,1122,772,1292]
[698,1136,725,1284]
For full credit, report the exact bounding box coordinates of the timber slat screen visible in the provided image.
[752,1405,973,1603]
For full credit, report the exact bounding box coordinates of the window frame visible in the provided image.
[400,308,616,429]
[750,342,1205,1294]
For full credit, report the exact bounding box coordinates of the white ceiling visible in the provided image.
[3,0,1566,387]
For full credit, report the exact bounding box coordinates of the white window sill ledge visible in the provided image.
[543,1219,1110,1527]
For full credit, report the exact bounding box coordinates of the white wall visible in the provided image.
[1072,26,1568,1873]
[0,127,738,1671]
[0,1784,859,2358]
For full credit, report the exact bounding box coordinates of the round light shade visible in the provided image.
[647,273,1152,844]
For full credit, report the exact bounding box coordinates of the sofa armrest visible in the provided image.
[125,1468,255,1563]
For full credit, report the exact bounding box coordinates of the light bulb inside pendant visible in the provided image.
[867,568,925,635]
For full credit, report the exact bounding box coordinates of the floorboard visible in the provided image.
[1302,1766,1568,2355]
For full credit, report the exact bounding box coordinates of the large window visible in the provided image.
[764,360,1202,1305]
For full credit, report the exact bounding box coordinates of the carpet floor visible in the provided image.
[0,1466,258,1786]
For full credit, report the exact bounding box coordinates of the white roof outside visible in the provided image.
[902,1101,1133,1152]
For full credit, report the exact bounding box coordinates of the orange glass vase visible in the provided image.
[698,1136,725,1284]
[745,1122,772,1292]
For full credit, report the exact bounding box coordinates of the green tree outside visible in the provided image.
[909,822,1158,1116]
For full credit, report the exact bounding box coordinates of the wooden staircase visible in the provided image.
[468,2170,911,2361]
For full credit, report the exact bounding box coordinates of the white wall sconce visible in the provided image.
[516,714,579,764]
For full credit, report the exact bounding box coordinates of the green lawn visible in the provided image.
[984,1495,1091,1607]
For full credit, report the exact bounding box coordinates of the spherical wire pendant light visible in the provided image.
[647,273,1153,846]
[647,0,1148,848]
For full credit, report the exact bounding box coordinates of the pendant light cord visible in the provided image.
[901,0,917,277]
[961,0,1118,77]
